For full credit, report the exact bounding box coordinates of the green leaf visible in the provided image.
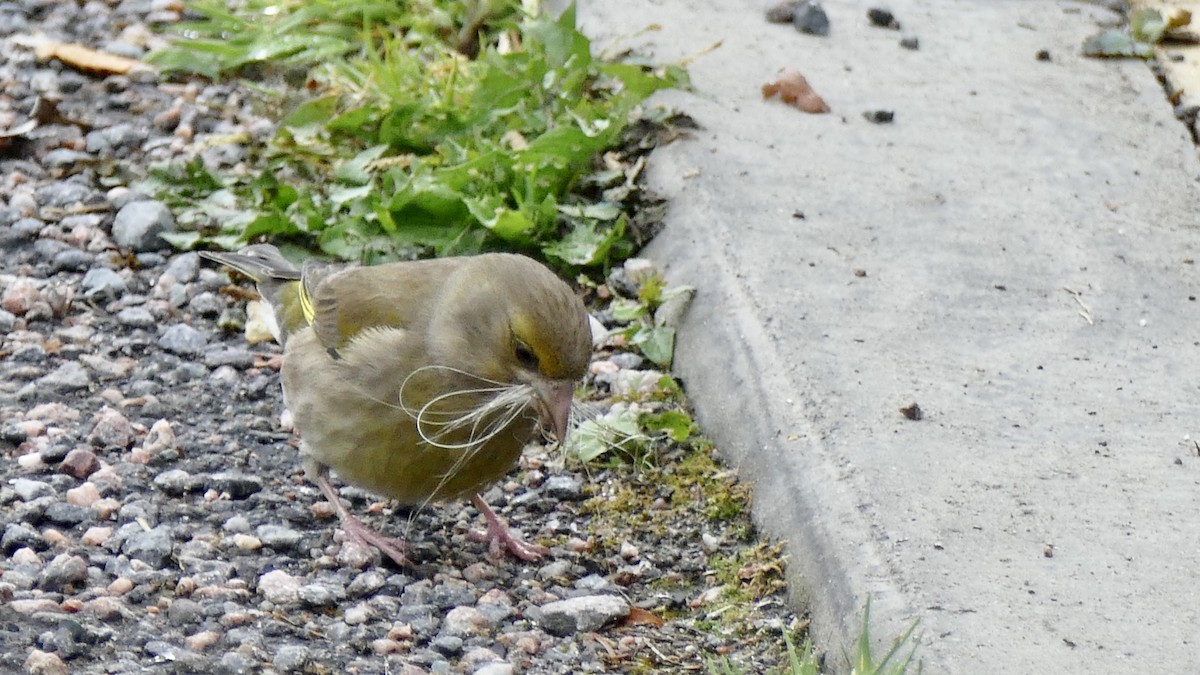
[610,297,647,323]
[543,220,618,266]
[630,325,676,368]
[568,407,643,463]
[1130,8,1167,44]
[556,202,622,220]
[641,410,696,442]
[334,145,389,185]
[279,96,340,138]
[1081,29,1154,58]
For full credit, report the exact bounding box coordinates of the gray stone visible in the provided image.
[219,651,255,674]
[793,1,829,35]
[347,570,386,598]
[116,307,155,328]
[43,149,94,170]
[298,582,345,608]
[430,635,463,656]
[51,249,93,272]
[187,291,225,317]
[80,268,127,300]
[272,645,309,673]
[256,524,303,551]
[38,554,88,591]
[37,362,90,392]
[122,527,173,566]
[42,503,93,527]
[11,218,44,238]
[153,470,196,497]
[209,472,262,499]
[202,348,254,369]
[162,252,200,283]
[111,200,176,251]
[11,479,55,501]
[157,324,206,355]
[542,475,582,500]
[37,181,96,208]
[538,595,629,636]
[167,598,205,626]
[2,523,46,552]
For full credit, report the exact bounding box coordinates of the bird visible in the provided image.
[200,245,592,566]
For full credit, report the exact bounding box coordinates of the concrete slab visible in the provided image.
[577,0,1200,672]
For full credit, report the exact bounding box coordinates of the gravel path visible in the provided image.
[0,3,801,674]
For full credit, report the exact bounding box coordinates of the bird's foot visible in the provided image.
[337,513,409,567]
[470,493,549,561]
[316,470,408,567]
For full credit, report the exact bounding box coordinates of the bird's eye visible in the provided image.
[514,341,539,369]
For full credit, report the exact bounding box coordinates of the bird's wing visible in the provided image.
[304,256,468,356]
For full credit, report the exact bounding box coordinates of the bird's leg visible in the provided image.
[315,467,408,567]
[469,493,549,561]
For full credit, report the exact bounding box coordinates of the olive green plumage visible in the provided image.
[202,245,590,562]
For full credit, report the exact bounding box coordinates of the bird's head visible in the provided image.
[428,254,591,443]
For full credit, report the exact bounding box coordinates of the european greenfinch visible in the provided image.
[201,245,591,565]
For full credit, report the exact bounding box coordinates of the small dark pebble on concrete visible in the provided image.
[867,7,900,29]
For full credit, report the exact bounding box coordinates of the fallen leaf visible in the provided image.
[34,41,143,76]
[1166,7,1192,31]
[1081,29,1153,58]
[762,67,830,113]
[622,607,665,627]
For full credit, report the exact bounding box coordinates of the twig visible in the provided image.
[1062,287,1094,325]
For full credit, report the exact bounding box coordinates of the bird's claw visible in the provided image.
[471,493,549,561]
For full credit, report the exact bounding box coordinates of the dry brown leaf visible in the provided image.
[762,67,830,113]
[34,42,142,76]
[622,606,665,627]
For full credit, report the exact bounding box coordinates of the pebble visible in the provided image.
[538,595,630,636]
[38,553,88,591]
[473,662,515,675]
[273,645,310,672]
[431,635,464,656]
[441,606,490,637]
[209,472,262,499]
[153,469,194,496]
[334,539,377,569]
[257,524,303,551]
[111,200,177,251]
[80,268,128,300]
[4,523,48,552]
[258,570,301,605]
[186,630,221,651]
[142,419,177,455]
[116,306,156,327]
[81,526,113,546]
[122,526,174,566]
[158,324,207,355]
[12,478,56,501]
[299,582,345,608]
[12,547,41,566]
[65,482,101,507]
[231,534,262,551]
[347,570,386,598]
[542,475,582,500]
[24,649,67,675]
[794,1,830,35]
[343,603,371,625]
[88,407,136,449]
[36,362,91,392]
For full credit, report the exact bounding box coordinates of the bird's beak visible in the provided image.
[533,379,575,444]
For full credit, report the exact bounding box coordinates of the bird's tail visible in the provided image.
[201,244,309,344]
